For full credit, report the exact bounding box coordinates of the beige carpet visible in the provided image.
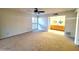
[0,32,79,51]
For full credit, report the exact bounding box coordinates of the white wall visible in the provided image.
[64,11,76,38]
[65,15,76,38]
[0,9,32,39]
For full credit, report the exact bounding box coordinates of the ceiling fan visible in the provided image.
[34,8,45,14]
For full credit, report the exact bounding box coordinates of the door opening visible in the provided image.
[48,16,65,35]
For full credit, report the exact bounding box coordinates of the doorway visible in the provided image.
[48,16,65,35]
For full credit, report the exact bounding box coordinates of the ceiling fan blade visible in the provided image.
[38,11,45,13]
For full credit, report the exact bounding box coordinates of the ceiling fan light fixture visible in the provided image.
[34,8,45,14]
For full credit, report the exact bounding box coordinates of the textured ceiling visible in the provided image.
[0,8,75,14]
[38,8,75,14]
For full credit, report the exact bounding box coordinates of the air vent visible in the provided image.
[66,32,71,35]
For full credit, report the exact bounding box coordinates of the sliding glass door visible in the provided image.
[32,16,48,31]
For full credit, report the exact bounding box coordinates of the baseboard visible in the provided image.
[0,30,32,40]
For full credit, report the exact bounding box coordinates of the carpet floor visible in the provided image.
[0,32,79,51]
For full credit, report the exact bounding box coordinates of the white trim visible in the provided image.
[74,12,79,45]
